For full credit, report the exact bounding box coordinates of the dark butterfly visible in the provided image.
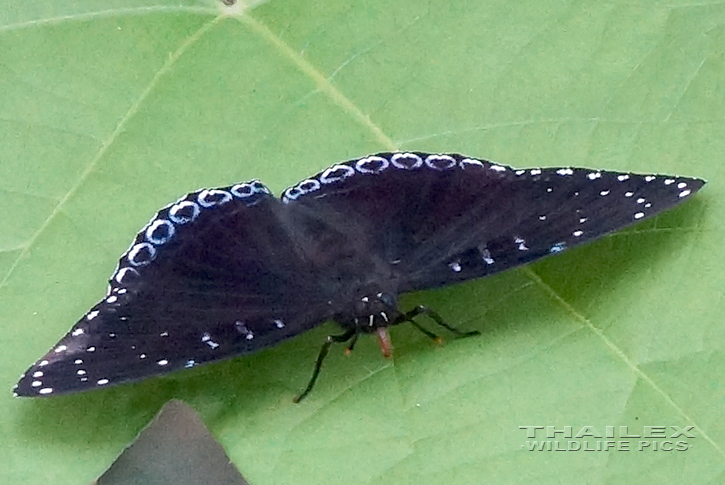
[14,152,705,400]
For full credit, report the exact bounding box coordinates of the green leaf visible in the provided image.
[3,1,723,483]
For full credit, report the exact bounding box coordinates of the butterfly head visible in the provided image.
[333,287,399,334]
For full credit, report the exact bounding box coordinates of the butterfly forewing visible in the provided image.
[15,184,337,396]
[285,153,704,292]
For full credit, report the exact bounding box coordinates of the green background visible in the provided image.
[2,0,723,483]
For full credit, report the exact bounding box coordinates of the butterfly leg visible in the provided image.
[344,333,360,355]
[400,305,480,339]
[294,328,357,403]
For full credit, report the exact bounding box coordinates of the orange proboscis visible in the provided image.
[376,327,393,358]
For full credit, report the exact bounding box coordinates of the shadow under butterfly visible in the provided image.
[14,152,705,401]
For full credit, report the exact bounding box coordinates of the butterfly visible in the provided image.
[14,152,705,400]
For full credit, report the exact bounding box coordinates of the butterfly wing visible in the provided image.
[283,152,705,292]
[16,152,705,397]
[15,182,337,397]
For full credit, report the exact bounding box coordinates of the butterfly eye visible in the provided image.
[378,293,396,309]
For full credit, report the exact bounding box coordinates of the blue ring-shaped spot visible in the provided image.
[283,187,302,203]
[460,158,485,170]
[169,201,200,225]
[231,183,254,198]
[145,219,175,245]
[320,164,355,184]
[127,242,156,266]
[114,267,140,285]
[355,156,389,174]
[391,153,423,170]
[425,154,457,170]
[297,178,320,195]
[250,181,270,194]
[198,189,232,208]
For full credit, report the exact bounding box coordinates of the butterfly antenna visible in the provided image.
[294,329,356,403]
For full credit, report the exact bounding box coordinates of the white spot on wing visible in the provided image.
[480,248,494,265]
[515,236,529,251]
[550,242,566,253]
[202,331,220,349]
